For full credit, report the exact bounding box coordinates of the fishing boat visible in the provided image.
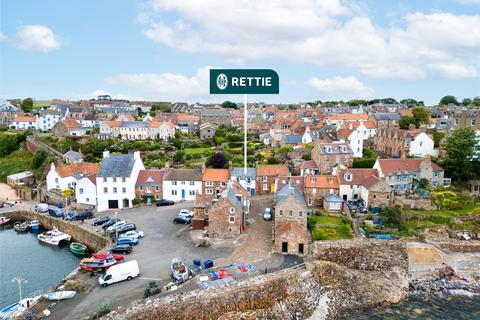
[80,254,123,271]
[0,217,11,227]
[37,228,71,246]
[70,242,88,255]
[171,257,189,282]
[0,296,41,320]
[13,221,28,232]
[45,291,76,301]
[28,220,40,230]
[91,253,124,261]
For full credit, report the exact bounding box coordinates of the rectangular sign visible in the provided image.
[210,69,279,94]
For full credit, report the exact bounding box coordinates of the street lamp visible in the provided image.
[12,277,27,301]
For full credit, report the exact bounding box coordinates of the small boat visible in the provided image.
[70,242,88,255]
[0,217,11,227]
[28,220,41,230]
[46,291,76,301]
[0,296,41,320]
[91,253,124,261]
[171,257,189,282]
[13,221,28,232]
[80,254,123,271]
[37,228,71,246]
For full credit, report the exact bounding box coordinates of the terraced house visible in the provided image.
[99,120,175,140]
[304,175,339,207]
[202,168,230,197]
[311,141,353,174]
[255,164,290,195]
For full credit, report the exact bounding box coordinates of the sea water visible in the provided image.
[0,227,80,308]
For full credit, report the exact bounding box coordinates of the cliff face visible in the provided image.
[103,239,409,320]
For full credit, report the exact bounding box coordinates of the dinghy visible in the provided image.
[13,221,28,232]
[46,291,76,301]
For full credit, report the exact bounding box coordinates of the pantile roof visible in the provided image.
[55,162,99,178]
[337,168,378,186]
[202,168,230,182]
[136,169,166,186]
[256,164,289,176]
[305,175,339,189]
[376,159,443,175]
[14,116,37,122]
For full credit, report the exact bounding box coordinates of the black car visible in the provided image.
[117,223,137,234]
[92,216,110,226]
[102,218,121,229]
[109,244,132,254]
[71,211,94,221]
[157,199,174,206]
[173,215,191,224]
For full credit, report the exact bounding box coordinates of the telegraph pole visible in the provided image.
[244,94,248,175]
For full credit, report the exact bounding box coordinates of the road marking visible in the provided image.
[138,277,164,281]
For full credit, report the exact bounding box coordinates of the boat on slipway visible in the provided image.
[70,242,88,255]
[45,291,76,301]
[37,228,71,246]
[0,296,41,320]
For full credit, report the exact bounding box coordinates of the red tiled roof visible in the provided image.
[295,160,318,170]
[256,164,289,176]
[62,119,81,129]
[277,221,310,238]
[202,168,230,182]
[14,116,37,122]
[305,175,339,189]
[136,169,166,185]
[55,163,100,178]
[277,176,304,191]
[337,169,378,186]
[103,121,121,127]
[327,114,369,121]
[148,120,175,128]
[376,159,443,175]
[177,114,199,121]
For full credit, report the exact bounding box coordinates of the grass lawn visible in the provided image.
[0,148,34,182]
[184,147,211,156]
[34,100,52,108]
[308,215,353,240]
[402,204,480,217]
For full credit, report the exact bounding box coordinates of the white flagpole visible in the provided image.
[244,94,248,176]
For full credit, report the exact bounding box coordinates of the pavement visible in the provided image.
[48,202,232,320]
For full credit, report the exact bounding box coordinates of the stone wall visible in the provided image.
[394,196,435,210]
[4,211,110,252]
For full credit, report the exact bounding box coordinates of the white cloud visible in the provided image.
[62,90,144,101]
[106,66,212,101]
[17,25,61,53]
[0,32,6,41]
[427,62,478,78]
[305,76,374,99]
[140,1,480,79]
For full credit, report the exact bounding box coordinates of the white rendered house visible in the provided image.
[162,168,203,202]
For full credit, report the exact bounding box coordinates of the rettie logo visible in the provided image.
[216,73,228,90]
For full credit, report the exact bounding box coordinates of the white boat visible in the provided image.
[0,296,41,320]
[37,228,71,246]
[171,257,189,282]
[46,291,76,301]
[14,221,28,232]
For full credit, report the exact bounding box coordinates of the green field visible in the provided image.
[308,215,353,240]
[184,147,212,156]
[0,148,35,182]
[34,100,52,108]
[402,205,480,217]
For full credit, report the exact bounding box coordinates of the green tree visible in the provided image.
[206,152,229,168]
[439,95,459,106]
[412,106,431,125]
[398,116,418,129]
[0,134,21,157]
[430,187,461,210]
[21,98,34,113]
[347,99,367,106]
[266,156,281,164]
[380,206,403,229]
[221,101,238,109]
[442,127,480,182]
[462,98,472,106]
[32,149,48,169]
[433,131,445,148]
[173,150,185,163]
[471,97,480,107]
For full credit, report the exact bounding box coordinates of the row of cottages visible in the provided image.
[374,125,437,158]
[52,119,87,137]
[335,120,377,158]
[99,120,175,140]
[311,140,354,174]
[373,158,451,193]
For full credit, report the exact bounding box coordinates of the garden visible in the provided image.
[307,214,354,241]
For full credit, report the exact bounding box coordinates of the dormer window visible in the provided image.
[229,207,235,214]
[311,177,316,183]
[344,173,352,181]
[328,178,333,184]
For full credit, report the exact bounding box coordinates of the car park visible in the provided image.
[99,260,139,287]
[102,218,121,229]
[122,230,144,239]
[67,211,94,221]
[156,199,174,206]
[173,215,191,224]
[117,223,137,235]
[110,244,133,254]
[116,236,138,246]
[107,221,127,231]
[92,216,110,226]
[263,208,272,221]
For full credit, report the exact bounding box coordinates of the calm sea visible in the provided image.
[353,294,480,319]
[0,226,80,308]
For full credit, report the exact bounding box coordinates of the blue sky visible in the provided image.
[0,0,479,105]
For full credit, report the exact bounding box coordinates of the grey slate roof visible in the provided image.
[226,188,243,208]
[122,121,147,128]
[230,167,256,179]
[374,113,400,121]
[284,135,302,144]
[63,150,83,161]
[163,168,203,181]
[98,154,135,178]
[275,184,306,206]
[0,100,19,112]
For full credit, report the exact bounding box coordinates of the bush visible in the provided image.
[312,229,329,241]
[353,158,376,168]
[63,279,87,293]
[98,304,111,316]
[32,149,48,169]
[132,198,140,206]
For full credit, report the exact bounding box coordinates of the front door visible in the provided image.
[282,242,288,253]
[123,198,129,207]
[181,189,185,199]
[108,200,118,209]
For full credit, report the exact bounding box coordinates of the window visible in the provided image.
[155,186,159,191]
[206,181,213,186]
[373,194,377,199]
[262,176,267,182]
[472,119,476,126]
[221,182,226,186]
[312,188,316,194]
[86,198,89,202]
[387,195,390,200]
[155,194,160,200]
[308,198,312,206]
[229,216,235,224]
[122,177,126,182]
[288,211,293,217]
[79,188,84,194]
[206,188,213,194]
[299,211,303,217]
[263,183,268,191]
[113,187,117,194]
[122,187,126,193]
[140,186,143,191]
[279,210,283,215]
[113,177,117,183]
[172,190,177,195]
[189,190,195,195]
[181,181,185,185]
[190,181,194,186]
[172,181,177,186]
[103,177,107,183]
[55,177,59,183]
[230,207,235,214]
[103,187,108,193]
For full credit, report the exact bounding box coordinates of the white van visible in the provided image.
[98,260,140,287]
[35,203,49,213]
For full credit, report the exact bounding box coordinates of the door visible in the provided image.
[123,198,129,207]
[282,242,288,253]
[298,243,304,255]
[181,189,185,199]
[343,194,347,201]
[108,200,119,209]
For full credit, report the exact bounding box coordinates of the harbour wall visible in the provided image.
[4,211,110,252]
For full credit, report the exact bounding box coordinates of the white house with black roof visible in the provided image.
[96,151,144,212]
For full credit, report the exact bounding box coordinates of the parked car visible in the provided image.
[178,209,194,218]
[263,208,272,221]
[34,203,49,213]
[110,244,133,254]
[4,202,15,208]
[173,215,191,224]
[102,218,121,229]
[92,216,110,226]
[48,207,64,218]
[99,260,139,287]
[67,211,94,221]
[116,236,138,246]
[117,223,137,235]
[122,230,144,239]
[0,202,4,208]
[156,199,174,206]
[107,221,127,231]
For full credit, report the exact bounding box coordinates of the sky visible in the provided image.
[0,0,479,105]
